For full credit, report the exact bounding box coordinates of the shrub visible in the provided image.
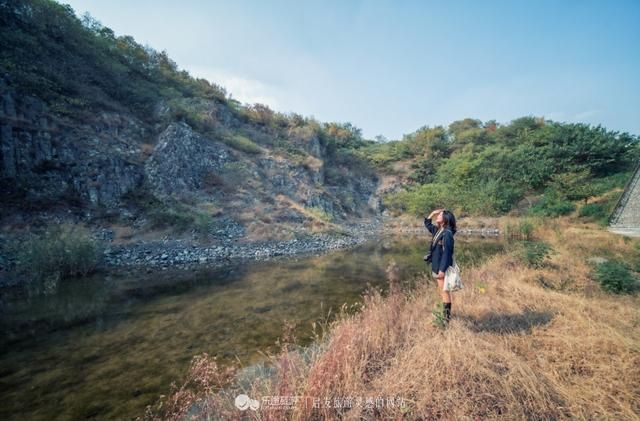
[519,240,553,268]
[528,191,576,217]
[580,190,623,226]
[579,203,605,218]
[306,206,334,222]
[590,170,635,195]
[518,219,535,241]
[274,138,307,158]
[148,206,195,232]
[222,160,250,180]
[503,218,536,242]
[222,134,262,154]
[147,201,217,234]
[323,167,344,186]
[14,224,102,294]
[579,203,607,219]
[593,260,637,294]
[383,183,457,216]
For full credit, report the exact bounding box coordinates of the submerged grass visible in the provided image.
[143,216,640,420]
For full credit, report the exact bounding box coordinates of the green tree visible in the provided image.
[448,118,482,139]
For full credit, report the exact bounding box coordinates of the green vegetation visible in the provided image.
[579,203,609,222]
[518,240,553,268]
[528,190,576,217]
[503,219,553,269]
[121,187,216,233]
[431,302,447,329]
[221,133,263,154]
[306,206,334,222]
[12,224,102,294]
[0,0,227,120]
[366,117,639,217]
[147,202,217,234]
[503,218,537,242]
[593,260,638,294]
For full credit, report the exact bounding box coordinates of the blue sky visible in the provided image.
[62,0,640,139]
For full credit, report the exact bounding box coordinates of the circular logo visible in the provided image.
[235,394,251,410]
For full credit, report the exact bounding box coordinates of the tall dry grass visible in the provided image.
[143,216,640,420]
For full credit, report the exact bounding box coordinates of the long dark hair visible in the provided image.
[441,209,457,235]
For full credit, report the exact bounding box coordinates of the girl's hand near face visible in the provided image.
[428,208,444,219]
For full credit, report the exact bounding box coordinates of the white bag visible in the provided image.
[443,256,463,292]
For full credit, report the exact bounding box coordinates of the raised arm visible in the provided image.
[424,208,443,235]
[424,217,438,235]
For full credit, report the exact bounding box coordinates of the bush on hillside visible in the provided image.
[13,224,103,294]
[528,191,576,217]
[518,240,553,268]
[593,260,637,294]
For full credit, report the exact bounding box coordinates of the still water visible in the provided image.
[0,234,503,420]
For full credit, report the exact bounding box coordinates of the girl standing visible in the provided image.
[424,208,457,322]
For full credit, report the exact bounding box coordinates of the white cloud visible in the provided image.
[542,109,602,124]
[571,109,601,122]
[183,65,282,109]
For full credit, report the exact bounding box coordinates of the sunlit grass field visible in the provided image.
[147,216,639,420]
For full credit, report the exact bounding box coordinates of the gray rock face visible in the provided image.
[286,126,326,158]
[0,75,381,226]
[256,156,320,198]
[141,122,378,221]
[0,77,145,207]
[144,122,233,198]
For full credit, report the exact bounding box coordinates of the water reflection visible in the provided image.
[0,234,503,420]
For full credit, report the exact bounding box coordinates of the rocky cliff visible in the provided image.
[1,76,146,210]
[0,0,383,245]
[0,74,381,242]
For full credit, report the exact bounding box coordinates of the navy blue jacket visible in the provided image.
[424,217,455,274]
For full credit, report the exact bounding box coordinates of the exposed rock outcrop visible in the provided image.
[0,76,146,207]
[0,74,380,232]
[144,122,234,199]
[142,121,379,221]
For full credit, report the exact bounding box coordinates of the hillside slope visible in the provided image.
[0,0,380,244]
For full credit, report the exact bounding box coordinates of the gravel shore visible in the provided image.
[100,219,385,272]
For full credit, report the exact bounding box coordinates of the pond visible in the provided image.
[0,234,503,420]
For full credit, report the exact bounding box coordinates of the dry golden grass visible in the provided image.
[147,216,640,420]
[109,224,135,244]
[243,221,297,242]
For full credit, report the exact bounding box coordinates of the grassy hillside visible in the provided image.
[358,117,640,221]
[146,216,640,419]
[0,0,377,159]
[0,0,382,240]
[0,0,225,119]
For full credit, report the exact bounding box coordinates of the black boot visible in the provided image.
[443,302,451,323]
